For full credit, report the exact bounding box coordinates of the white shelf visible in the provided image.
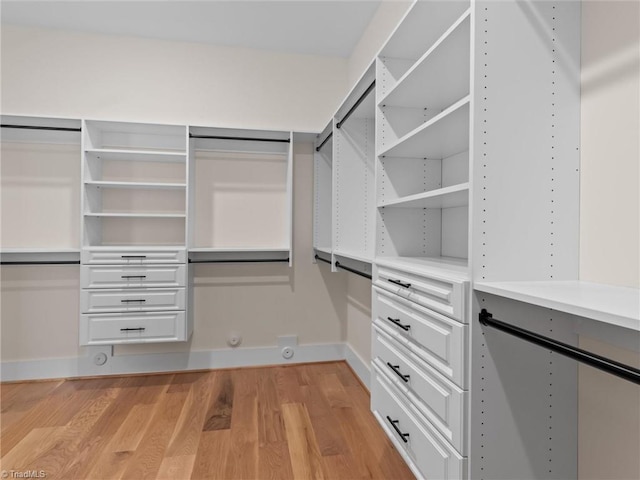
[314,247,332,256]
[375,255,469,281]
[84,181,186,190]
[1,248,80,263]
[379,183,469,209]
[84,213,186,218]
[380,96,470,158]
[85,149,186,163]
[333,250,372,264]
[189,247,288,253]
[380,10,471,110]
[474,281,640,332]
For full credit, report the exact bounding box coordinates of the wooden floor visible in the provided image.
[0,361,414,479]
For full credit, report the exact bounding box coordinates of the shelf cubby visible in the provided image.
[378,0,470,92]
[82,121,188,248]
[380,96,470,158]
[188,126,292,263]
[313,121,333,254]
[1,116,81,251]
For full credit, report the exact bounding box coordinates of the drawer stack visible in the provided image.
[371,262,469,480]
[79,248,189,345]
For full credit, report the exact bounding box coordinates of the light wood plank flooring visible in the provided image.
[1,361,415,479]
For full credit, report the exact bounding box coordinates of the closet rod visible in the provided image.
[189,258,289,264]
[315,132,333,152]
[336,80,376,129]
[314,254,331,265]
[335,261,372,280]
[0,124,81,132]
[0,260,80,265]
[479,309,640,385]
[189,134,290,143]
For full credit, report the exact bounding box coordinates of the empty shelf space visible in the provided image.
[1,249,81,264]
[84,181,186,189]
[189,247,290,263]
[378,183,469,209]
[85,149,187,162]
[379,10,471,109]
[380,96,470,158]
[475,281,640,332]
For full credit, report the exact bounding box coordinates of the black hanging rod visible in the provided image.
[314,254,331,265]
[0,260,80,265]
[189,258,289,264]
[315,132,333,152]
[479,309,640,385]
[189,134,290,143]
[336,80,376,129]
[335,261,372,280]
[1,124,81,132]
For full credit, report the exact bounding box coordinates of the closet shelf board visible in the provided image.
[475,281,640,332]
[379,96,470,159]
[379,10,471,109]
[379,183,469,209]
[85,149,186,163]
[84,181,187,190]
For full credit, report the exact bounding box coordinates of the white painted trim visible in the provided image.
[1,342,346,382]
[344,342,371,390]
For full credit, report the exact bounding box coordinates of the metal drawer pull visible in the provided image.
[386,416,410,443]
[121,255,147,259]
[121,275,146,279]
[386,317,411,331]
[120,327,145,332]
[386,362,410,383]
[388,278,411,289]
[121,299,146,303]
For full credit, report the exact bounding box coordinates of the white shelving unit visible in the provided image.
[188,126,293,265]
[330,63,376,276]
[376,6,471,273]
[313,121,333,265]
[0,115,81,263]
[80,120,191,345]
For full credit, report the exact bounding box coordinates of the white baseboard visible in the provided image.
[344,342,371,390]
[1,342,347,382]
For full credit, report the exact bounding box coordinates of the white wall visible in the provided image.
[0,25,347,132]
[0,25,350,367]
[578,3,640,479]
[347,0,412,86]
[580,1,639,289]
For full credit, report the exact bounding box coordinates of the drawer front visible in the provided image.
[371,366,466,480]
[375,265,466,322]
[373,325,467,453]
[81,265,186,289]
[374,287,467,387]
[80,311,186,345]
[82,248,186,265]
[81,288,185,313]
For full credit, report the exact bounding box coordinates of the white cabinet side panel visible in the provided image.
[472,1,581,283]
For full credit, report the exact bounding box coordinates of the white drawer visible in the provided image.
[80,311,186,345]
[375,265,466,322]
[81,248,186,265]
[81,288,185,313]
[374,287,467,387]
[373,325,467,454]
[371,366,466,480]
[81,264,186,289]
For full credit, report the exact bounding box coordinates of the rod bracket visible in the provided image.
[479,308,493,325]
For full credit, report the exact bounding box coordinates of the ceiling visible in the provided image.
[0,1,382,57]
